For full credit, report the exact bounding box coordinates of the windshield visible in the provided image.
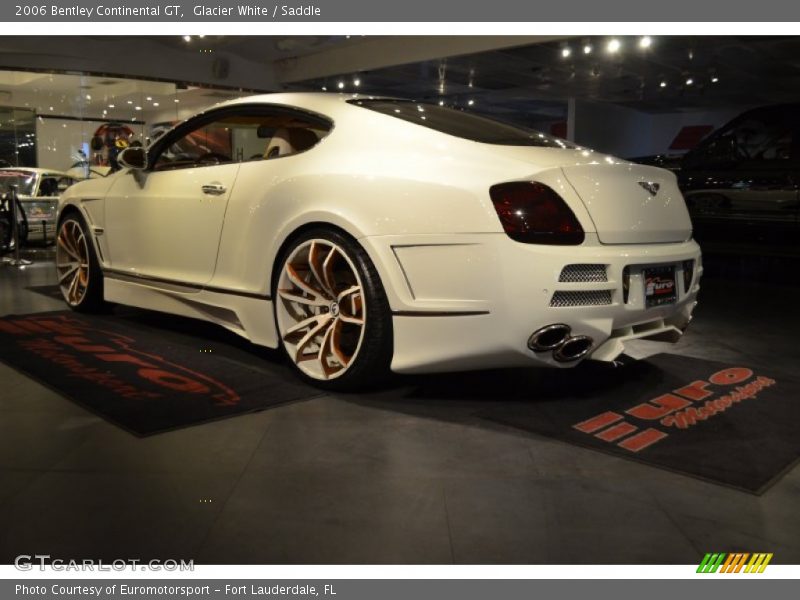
[349,99,574,148]
[0,170,36,196]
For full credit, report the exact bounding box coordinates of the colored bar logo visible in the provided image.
[697,552,773,573]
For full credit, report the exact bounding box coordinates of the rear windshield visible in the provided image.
[349,99,574,148]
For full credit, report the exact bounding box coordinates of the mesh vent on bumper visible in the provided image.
[550,290,613,307]
[558,264,608,282]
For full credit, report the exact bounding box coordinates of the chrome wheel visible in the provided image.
[56,219,90,307]
[276,239,366,381]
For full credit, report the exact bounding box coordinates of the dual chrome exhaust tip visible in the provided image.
[527,324,593,362]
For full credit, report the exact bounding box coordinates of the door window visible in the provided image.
[151,107,332,172]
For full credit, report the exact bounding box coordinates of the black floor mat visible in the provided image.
[0,310,321,435]
[478,353,800,494]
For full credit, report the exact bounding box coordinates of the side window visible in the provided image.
[732,117,793,162]
[57,177,76,193]
[38,177,60,197]
[152,108,331,172]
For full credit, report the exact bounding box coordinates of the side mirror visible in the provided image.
[118,146,148,170]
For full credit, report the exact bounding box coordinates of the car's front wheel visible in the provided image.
[274,229,392,390]
[56,213,105,312]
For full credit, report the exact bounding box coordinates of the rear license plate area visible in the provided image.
[644,265,677,308]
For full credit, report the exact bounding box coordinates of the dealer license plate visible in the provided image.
[644,266,677,308]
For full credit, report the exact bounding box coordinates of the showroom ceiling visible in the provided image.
[2,36,800,128]
[289,35,800,122]
[0,70,245,123]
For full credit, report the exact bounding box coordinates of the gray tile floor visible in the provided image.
[1,252,798,564]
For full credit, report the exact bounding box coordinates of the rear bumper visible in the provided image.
[361,233,701,374]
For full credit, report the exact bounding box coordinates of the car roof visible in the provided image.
[207,92,396,117]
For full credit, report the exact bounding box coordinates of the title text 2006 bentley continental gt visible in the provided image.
[56,93,701,389]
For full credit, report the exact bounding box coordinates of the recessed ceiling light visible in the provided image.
[660,81,667,88]
[183,35,191,42]
[321,86,327,91]
[561,47,572,58]
[639,36,652,49]
[174,98,180,103]
[583,44,593,55]
[439,100,444,106]
[135,106,142,111]
[153,102,159,106]
[337,81,345,89]
[353,77,360,86]
[711,76,719,83]
[467,99,475,106]
[85,94,92,100]
[686,78,694,86]
[607,39,621,54]
[127,100,133,104]
[146,96,152,101]
[108,104,115,108]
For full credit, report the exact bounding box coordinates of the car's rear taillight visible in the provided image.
[489,182,585,245]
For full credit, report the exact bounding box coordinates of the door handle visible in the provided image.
[201,183,226,196]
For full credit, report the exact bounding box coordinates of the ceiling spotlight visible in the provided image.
[353,77,361,87]
[183,35,191,42]
[639,36,652,49]
[686,78,694,86]
[711,76,719,83]
[337,81,345,89]
[660,81,667,88]
[607,39,621,54]
[583,44,593,55]
[561,47,572,58]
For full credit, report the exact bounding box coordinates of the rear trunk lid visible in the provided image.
[560,162,693,244]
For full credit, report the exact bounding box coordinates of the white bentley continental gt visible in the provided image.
[56,93,701,389]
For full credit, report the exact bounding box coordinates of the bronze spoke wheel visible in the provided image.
[274,230,392,390]
[55,214,105,312]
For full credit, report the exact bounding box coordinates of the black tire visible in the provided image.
[273,228,393,391]
[56,212,107,313]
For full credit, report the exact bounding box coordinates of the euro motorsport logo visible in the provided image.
[697,552,773,573]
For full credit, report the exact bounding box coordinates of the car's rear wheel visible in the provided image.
[56,213,105,312]
[274,229,392,390]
